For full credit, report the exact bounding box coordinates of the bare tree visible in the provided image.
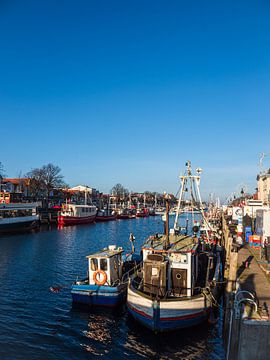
[26,163,65,199]
[41,163,65,197]
[111,183,129,201]
[0,162,6,192]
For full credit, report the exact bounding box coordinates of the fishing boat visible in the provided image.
[96,209,117,222]
[127,161,223,332]
[117,208,131,220]
[0,202,39,234]
[58,204,97,226]
[136,208,149,217]
[148,208,156,216]
[71,244,139,307]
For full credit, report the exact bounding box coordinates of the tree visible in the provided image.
[26,163,65,199]
[0,162,5,177]
[41,163,65,197]
[111,183,129,200]
[0,162,6,192]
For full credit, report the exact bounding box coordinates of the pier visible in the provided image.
[222,214,270,360]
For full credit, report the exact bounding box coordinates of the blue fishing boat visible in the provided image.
[127,161,223,332]
[72,245,138,307]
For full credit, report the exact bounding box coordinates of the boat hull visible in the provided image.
[58,215,96,226]
[117,214,130,219]
[0,215,39,234]
[71,283,126,307]
[136,213,149,218]
[95,215,117,222]
[127,285,209,332]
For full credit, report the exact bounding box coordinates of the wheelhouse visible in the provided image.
[87,246,124,286]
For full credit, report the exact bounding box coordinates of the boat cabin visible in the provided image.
[0,202,38,219]
[61,204,96,217]
[141,234,202,298]
[87,245,124,286]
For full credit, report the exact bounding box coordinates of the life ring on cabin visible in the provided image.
[93,270,107,286]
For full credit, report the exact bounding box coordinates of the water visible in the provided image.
[0,216,225,359]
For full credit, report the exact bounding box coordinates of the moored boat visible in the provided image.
[0,202,39,234]
[136,208,149,218]
[96,209,117,222]
[58,204,97,226]
[117,208,130,219]
[148,208,156,216]
[71,245,139,307]
[127,161,223,332]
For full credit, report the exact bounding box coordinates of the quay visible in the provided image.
[222,214,270,360]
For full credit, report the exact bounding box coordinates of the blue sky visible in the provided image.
[1,0,270,200]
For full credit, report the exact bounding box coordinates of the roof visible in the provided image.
[2,178,30,185]
[143,234,197,253]
[67,204,96,208]
[0,203,39,211]
[86,246,124,259]
[68,185,92,192]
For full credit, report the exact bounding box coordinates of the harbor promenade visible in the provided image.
[237,245,270,319]
[223,215,270,360]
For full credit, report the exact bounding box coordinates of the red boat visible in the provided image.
[58,204,97,226]
[136,208,149,218]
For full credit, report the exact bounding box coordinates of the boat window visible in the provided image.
[100,258,107,271]
[90,258,98,271]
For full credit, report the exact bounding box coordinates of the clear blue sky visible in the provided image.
[1,0,270,201]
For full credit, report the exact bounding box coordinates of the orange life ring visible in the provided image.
[93,270,107,286]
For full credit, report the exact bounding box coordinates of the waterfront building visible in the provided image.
[0,178,30,197]
[257,171,270,205]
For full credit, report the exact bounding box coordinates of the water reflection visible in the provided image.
[72,304,225,359]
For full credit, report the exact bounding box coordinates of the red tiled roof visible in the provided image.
[2,178,30,185]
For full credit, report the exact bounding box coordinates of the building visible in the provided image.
[257,172,270,206]
[0,178,30,196]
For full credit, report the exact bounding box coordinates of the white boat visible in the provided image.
[0,202,39,233]
[58,204,97,226]
[127,161,223,332]
[58,189,97,226]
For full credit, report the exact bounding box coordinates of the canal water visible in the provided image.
[0,216,225,359]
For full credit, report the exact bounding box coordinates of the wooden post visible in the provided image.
[227,250,238,293]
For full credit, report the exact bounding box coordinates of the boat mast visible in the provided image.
[173,161,212,239]
[84,187,87,205]
[173,161,190,230]
[164,194,170,249]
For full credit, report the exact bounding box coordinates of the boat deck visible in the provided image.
[143,234,197,253]
[86,247,123,259]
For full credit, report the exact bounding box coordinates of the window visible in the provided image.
[90,258,98,271]
[100,258,107,271]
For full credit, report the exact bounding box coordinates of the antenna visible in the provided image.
[258,152,270,174]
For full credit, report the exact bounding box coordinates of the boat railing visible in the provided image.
[132,277,204,299]
[115,261,143,286]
